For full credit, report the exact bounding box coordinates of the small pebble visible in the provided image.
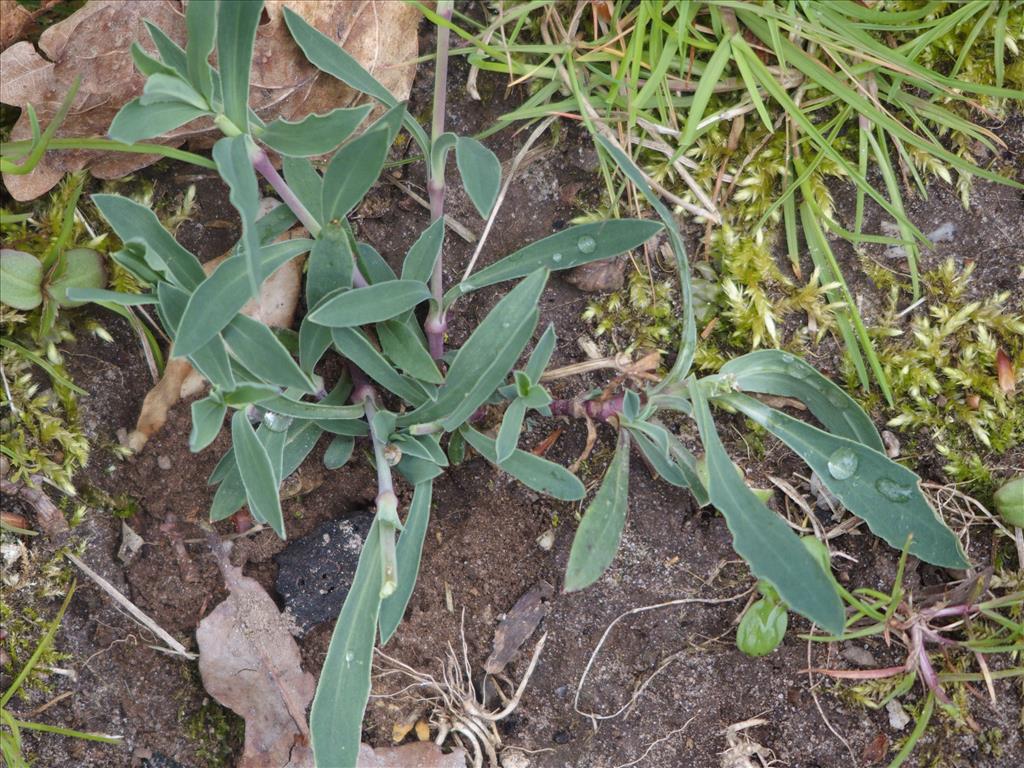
[886,699,911,731]
[841,644,877,668]
[536,529,555,550]
[157,455,172,471]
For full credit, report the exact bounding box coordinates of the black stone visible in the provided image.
[273,512,375,636]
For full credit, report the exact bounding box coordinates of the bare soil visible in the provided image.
[4,25,1022,768]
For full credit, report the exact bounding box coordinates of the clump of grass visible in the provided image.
[440,0,1024,399]
[859,258,1023,498]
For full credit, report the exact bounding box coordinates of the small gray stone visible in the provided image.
[841,644,877,668]
[156,455,172,470]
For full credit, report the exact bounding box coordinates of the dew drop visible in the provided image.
[502,321,511,329]
[876,477,913,503]
[577,235,597,254]
[781,353,795,364]
[262,411,292,432]
[551,252,563,263]
[344,650,355,664]
[827,447,858,480]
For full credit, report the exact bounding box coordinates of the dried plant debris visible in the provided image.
[485,580,553,675]
[197,542,316,768]
[357,742,468,768]
[127,227,303,452]
[274,512,375,636]
[0,0,420,199]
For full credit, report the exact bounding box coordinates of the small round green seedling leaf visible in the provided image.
[736,597,788,657]
[49,248,107,307]
[993,477,1024,527]
[1,249,44,310]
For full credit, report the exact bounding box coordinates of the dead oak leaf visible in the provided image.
[0,0,420,200]
[197,546,316,768]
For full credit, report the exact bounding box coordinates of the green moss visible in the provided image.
[857,259,1023,499]
[178,665,244,768]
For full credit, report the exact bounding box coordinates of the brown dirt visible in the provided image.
[5,22,1023,768]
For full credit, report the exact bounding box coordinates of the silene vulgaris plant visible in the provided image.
[69,2,968,765]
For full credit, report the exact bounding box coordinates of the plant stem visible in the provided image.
[251,149,321,237]
[425,0,455,360]
[351,366,399,598]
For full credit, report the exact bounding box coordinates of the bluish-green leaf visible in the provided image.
[395,454,444,485]
[220,384,278,406]
[92,194,206,290]
[323,435,354,470]
[524,323,556,383]
[307,222,354,309]
[332,328,433,406]
[321,105,402,222]
[257,395,363,421]
[283,156,323,227]
[231,409,285,538]
[455,136,501,218]
[496,399,527,464]
[157,282,236,391]
[223,314,314,393]
[356,242,397,284]
[379,480,432,644]
[213,135,262,297]
[64,288,158,306]
[216,0,262,133]
[403,269,548,430]
[145,21,188,77]
[400,218,445,284]
[185,0,216,101]
[282,6,397,106]
[131,42,178,78]
[564,430,631,592]
[310,519,382,768]
[720,350,884,452]
[308,280,430,327]
[209,420,321,520]
[453,220,661,298]
[377,319,442,384]
[172,238,312,358]
[108,99,207,144]
[259,106,372,157]
[690,381,844,634]
[461,426,584,501]
[723,393,968,569]
[140,73,208,110]
[189,396,225,453]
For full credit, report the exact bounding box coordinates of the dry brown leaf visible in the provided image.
[563,256,626,292]
[0,0,33,50]
[198,543,316,768]
[996,348,1016,394]
[356,742,468,768]
[485,581,553,675]
[0,0,420,200]
[127,217,304,452]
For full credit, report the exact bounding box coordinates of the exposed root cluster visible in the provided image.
[373,624,546,768]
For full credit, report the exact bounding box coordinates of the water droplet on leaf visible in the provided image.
[876,477,913,503]
[551,252,563,263]
[262,411,291,432]
[577,235,597,254]
[827,447,858,480]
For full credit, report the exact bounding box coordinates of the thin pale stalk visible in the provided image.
[425,0,455,359]
[351,367,400,598]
